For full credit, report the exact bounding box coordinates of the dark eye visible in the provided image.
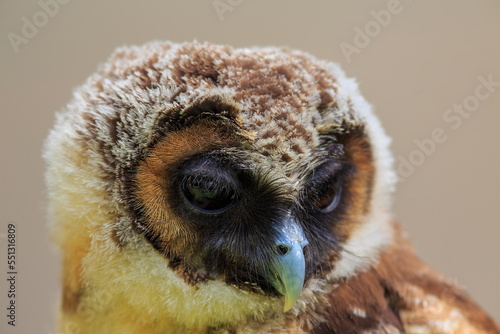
[181,177,237,214]
[311,178,342,213]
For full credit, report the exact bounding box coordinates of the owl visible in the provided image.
[44,41,499,334]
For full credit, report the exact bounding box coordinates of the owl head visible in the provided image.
[45,41,396,331]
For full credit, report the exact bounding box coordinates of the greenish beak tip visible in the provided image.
[261,220,308,312]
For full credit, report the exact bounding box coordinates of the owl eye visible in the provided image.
[308,161,350,214]
[181,177,237,214]
[312,180,342,213]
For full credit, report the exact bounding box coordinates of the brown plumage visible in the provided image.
[44,41,499,333]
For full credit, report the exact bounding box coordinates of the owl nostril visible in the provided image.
[276,244,291,256]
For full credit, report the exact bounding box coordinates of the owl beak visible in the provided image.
[263,219,308,312]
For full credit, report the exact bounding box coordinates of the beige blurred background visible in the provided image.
[1,1,499,332]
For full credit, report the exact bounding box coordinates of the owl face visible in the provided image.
[130,104,371,310]
[45,41,395,328]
